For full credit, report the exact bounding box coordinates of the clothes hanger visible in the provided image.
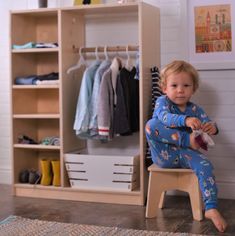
[125,45,132,70]
[66,47,87,74]
[95,46,100,61]
[104,45,109,61]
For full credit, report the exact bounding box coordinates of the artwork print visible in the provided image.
[194,4,232,53]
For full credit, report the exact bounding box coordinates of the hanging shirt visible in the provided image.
[89,60,111,137]
[115,67,139,135]
[97,57,121,139]
[73,60,101,138]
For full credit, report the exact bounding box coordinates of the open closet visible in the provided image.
[10,2,160,205]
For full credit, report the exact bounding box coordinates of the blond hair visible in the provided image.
[160,60,199,92]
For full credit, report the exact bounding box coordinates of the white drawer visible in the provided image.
[64,153,139,191]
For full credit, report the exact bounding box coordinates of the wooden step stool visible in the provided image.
[146,164,203,221]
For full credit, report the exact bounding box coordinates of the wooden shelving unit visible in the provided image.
[10,2,160,205]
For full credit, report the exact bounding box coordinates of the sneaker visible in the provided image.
[19,169,29,183]
[18,134,38,144]
[28,170,41,184]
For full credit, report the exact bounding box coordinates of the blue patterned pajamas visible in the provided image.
[145,95,218,210]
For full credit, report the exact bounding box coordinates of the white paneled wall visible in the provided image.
[192,70,235,199]
[1,0,235,199]
[0,1,11,184]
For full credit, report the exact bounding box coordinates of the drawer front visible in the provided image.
[65,153,139,191]
[69,179,137,191]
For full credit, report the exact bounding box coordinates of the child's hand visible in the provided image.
[185,117,201,130]
[201,122,217,135]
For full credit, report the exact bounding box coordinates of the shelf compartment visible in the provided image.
[13,88,59,115]
[13,149,60,184]
[11,53,58,83]
[13,118,60,145]
[11,11,58,46]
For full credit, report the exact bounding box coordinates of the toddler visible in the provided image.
[145,60,227,232]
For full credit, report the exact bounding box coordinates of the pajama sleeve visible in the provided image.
[193,105,211,123]
[152,96,187,127]
[193,104,219,134]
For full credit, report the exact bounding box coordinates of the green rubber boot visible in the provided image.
[51,160,61,186]
[40,159,52,186]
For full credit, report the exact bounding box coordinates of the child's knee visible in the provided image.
[145,121,152,136]
[145,119,160,138]
[145,120,153,138]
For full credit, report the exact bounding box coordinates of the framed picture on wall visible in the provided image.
[187,0,235,70]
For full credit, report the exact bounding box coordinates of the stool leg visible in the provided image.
[188,177,203,221]
[159,191,166,209]
[146,172,164,218]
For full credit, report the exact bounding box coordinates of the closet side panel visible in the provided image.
[60,10,86,187]
[61,11,86,153]
[139,3,160,203]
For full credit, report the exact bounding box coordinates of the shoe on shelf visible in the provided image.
[28,169,41,184]
[51,160,61,186]
[18,134,38,145]
[40,159,53,186]
[19,169,29,183]
[41,136,60,146]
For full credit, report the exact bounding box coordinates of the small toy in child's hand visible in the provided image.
[194,130,215,151]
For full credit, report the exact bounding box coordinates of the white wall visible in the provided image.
[0,1,12,184]
[1,0,235,199]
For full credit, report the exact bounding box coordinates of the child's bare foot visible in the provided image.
[205,208,227,233]
[190,133,200,150]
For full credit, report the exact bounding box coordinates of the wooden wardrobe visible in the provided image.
[10,2,160,205]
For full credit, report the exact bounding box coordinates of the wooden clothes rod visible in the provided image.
[73,45,139,53]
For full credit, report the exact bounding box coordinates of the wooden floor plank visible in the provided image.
[0,184,234,235]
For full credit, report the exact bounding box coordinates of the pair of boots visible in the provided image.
[40,159,61,186]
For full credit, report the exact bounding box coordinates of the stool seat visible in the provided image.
[145,164,203,221]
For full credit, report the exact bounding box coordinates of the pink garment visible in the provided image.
[194,130,215,151]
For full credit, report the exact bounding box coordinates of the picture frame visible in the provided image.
[186,0,235,70]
